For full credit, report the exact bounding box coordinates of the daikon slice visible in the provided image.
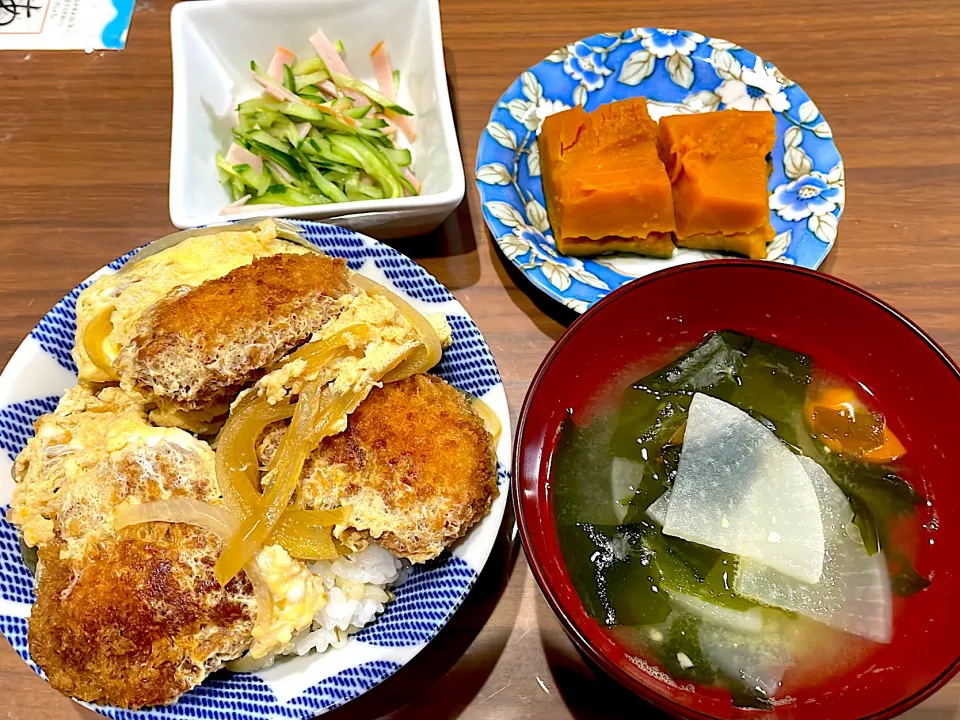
[662,393,825,583]
[699,622,790,702]
[646,489,671,526]
[735,457,893,643]
[610,457,644,522]
[669,591,764,635]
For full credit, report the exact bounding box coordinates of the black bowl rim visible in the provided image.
[512,259,960,720]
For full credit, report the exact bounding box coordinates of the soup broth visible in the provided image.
[552,331,930,708]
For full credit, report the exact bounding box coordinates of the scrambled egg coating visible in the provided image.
[256,287,452,410]
[250,545,327,659]
[11,385,218,559]
[73,219,308,383]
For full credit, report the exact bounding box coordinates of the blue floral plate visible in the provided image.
[0,221,511,719]
[476,28,845,313]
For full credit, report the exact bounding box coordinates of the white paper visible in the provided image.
[0,0,134,50]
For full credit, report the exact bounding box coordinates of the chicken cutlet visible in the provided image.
[74,220,351,432]
[258,374,498,563]
[11,385,330,707]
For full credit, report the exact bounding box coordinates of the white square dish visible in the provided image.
[170,0,464,237]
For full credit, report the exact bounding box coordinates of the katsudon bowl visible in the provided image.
[0,220,511,718]
[514,260,960,720]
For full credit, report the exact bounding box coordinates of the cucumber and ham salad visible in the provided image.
[217,30,419,213]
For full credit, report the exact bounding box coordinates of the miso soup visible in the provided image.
[552,331,931,708]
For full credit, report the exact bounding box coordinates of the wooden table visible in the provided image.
[1,0,959,717]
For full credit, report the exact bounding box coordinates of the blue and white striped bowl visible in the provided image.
[0,220,511,719]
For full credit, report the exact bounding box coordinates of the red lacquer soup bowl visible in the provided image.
[514,260,960,720]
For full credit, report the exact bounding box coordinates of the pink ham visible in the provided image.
[403,168,422,195]
[317,79,340,98]
[309,27,368,105]
[371,41,394,100]
[225,143,263,174]
[386,110,417,143]
[267,46,296,82]
[253,72,301,104]
[220,194,252,215]
[370,40,416,142]
[296,122,312,140]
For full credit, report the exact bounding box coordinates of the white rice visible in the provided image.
[292,543,403,656]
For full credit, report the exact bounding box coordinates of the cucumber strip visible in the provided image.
[283,64,297,93]
[295,71,329,91]
[330,71,413,116]
[292,56,326,75]
[380,147,412,167]
[294,149,348,203]
[297,93,328,104]
[248,139,300,178]
[247,129,292,155]
[249,188,331,206]
[267,115,302,147]
[331,135,403,198]
[343,105,373,120]
[392,69,400,96]
[356,116,388,130]
[229,176,245,202]
[238,97,286,114]
[254,109,279,129]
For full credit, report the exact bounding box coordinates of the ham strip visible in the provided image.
[225,143,263,174]
[370,40,416,142]
[267,47,296,82]
[309,27,368,105]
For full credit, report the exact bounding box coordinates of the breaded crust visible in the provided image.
[260,374,498,562]
[29,525,254,709]
[118,253,351,413]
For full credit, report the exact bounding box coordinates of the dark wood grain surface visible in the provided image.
[2,1,959,718]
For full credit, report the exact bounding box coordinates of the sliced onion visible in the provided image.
[215,382,364,584]
[267,325,370,373]
[215,393,348,559]
[81,305,120,379]
[469,396,502,446]
[349,274,442,381]
[114,499,273,636]
[114,498,239,539]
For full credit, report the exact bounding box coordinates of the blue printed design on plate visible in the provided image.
[30,283,89,375]
[432,316,501,399]
[0,616,34,667]
[354,555,476,647]
[0,396,61,462]
[90,661,401,720]
[296,221,370,270]
[368,248,456,304]
[2,221,506,719]
[475,29,845,313]
[497,462,510,489]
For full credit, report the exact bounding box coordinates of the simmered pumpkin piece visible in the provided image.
[658,110,776,258]
[539,99,677,257]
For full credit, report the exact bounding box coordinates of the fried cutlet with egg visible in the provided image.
[258,374,498,563]
[74,220,351,432]
[11,386,256,707]
[30,526,253,709]
[118,252,351,421]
